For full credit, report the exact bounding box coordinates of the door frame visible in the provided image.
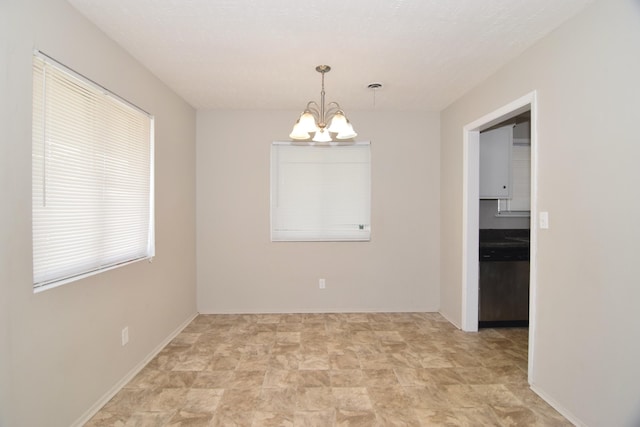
[461,91,538,381]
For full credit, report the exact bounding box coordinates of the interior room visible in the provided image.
[1,0,639,426]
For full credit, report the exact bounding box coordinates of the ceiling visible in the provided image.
[67,0,592,111]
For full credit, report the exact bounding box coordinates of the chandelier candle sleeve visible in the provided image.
[290,65,357,143]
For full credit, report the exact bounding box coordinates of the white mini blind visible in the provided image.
[32,53,154,291]
[271,142,371,241]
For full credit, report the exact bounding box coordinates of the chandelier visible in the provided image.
[289,65,357,143]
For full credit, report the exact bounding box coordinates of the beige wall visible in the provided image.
[440,0,640,425]
[5,0,636,424]
[0,0,197,425]
[197,110,440,313]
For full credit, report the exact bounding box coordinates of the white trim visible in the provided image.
[461,130,480,332]
[197,308,437,315]
[70,312,198,427]
[148,119,156,258]
[33,256,151,294]
[530,383,587,427]
[438,309,462,330]
[528,98,539,383]
[461,91,538,382]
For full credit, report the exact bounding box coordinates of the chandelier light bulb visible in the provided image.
[298,111,319,133]
[336,121,357,140]
[312,129,332,143]
[289,120,310,140]
[327,112,348,133]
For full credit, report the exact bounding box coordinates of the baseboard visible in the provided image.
[197,308,438,314]
[530,383,586,427]
[438,310,462,329]
[71,311,199,427]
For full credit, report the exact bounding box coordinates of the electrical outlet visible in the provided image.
[319,278,326,289]
[121,326,129,346]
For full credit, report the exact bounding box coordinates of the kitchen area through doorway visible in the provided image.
[478,111,531,328]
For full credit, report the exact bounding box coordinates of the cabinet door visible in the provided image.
[479,261,530,322]
[479,125,512,198]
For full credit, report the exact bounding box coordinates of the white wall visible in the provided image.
[0,0,197,425]
[440,0,640,425]
[197,110,440,313]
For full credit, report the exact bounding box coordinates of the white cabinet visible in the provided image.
[479,125,512,199]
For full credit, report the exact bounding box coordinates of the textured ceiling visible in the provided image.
[67,0,592,111]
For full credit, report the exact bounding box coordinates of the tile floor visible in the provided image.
[86,313,571,426]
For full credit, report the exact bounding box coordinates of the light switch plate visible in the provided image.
[121,327,129,346]
[540,211,549,229]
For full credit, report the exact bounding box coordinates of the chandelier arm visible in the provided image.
[325,105,343,119]
[305,101,320,111]
[326,102,346,123]
[304,102,321,123]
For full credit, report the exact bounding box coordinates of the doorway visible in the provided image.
[461,91,538,382]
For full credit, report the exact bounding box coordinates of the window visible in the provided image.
[270,142,371,241]
[31,52,154,292]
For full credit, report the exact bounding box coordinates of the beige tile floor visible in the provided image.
[86,313,571,426]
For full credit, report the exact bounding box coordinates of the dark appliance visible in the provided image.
[479,229,530,328]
